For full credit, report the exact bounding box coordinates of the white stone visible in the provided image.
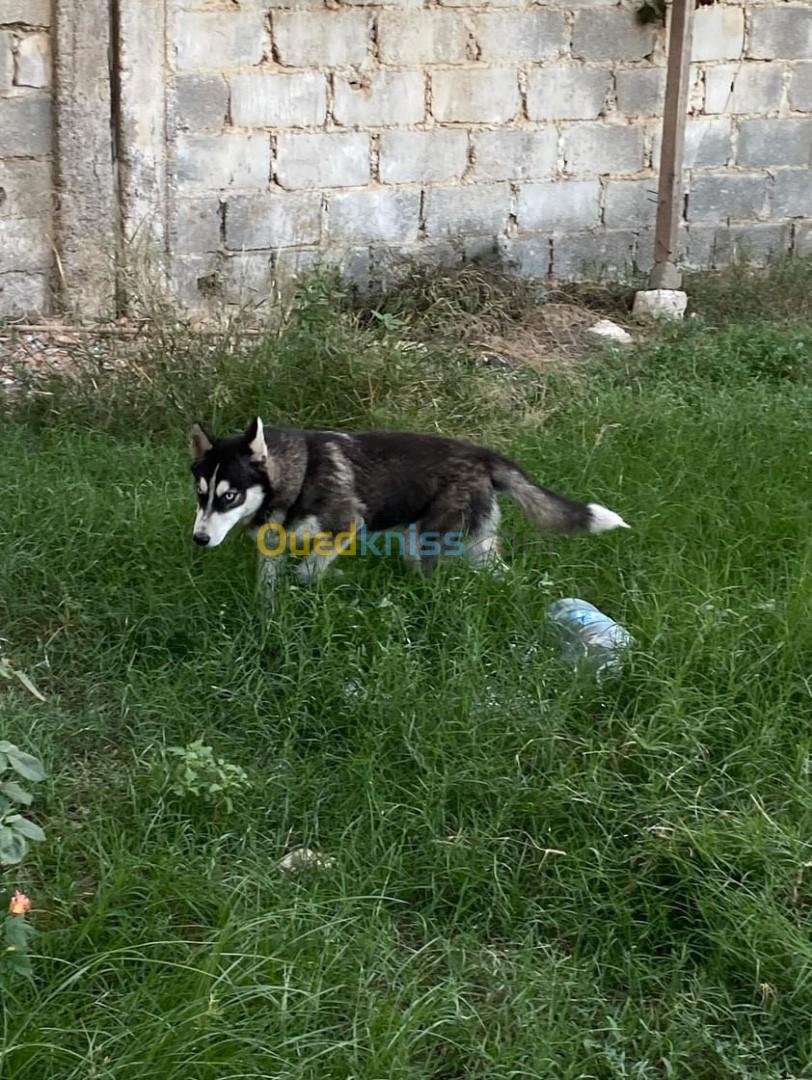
[632,289,688,321]
[279,847,336,874]
[586,319,633,347]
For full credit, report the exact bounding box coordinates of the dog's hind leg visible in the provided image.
[466,496,509,576]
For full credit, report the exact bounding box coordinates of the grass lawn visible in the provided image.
[2,263,812,1078]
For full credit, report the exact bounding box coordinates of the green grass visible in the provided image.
[2,265,812,1078]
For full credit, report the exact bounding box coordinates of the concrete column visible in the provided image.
[117,0,169,275]
[53,0,117,318]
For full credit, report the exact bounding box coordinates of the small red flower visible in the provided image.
[8,891,31,916]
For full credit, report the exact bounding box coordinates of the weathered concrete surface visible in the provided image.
[53,0,116,317]
[3,0,812,317]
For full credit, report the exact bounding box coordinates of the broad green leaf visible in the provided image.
[0,741,16,753]
[0,825,27,865]
[6,749,45,783]
[0,780,33,806]
[4,915,34,948]
[7,815,45,841]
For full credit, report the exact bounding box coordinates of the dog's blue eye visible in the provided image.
[223,491,236,502]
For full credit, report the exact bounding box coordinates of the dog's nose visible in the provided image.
[193,532,210,546]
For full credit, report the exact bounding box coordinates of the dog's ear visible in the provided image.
[245,416,267,464]
[190,422,213,463]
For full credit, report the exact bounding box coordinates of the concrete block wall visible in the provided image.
[166,0,812,312]
[0,0,52,316]
[0,0,810,317]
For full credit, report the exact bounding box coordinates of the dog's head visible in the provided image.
[189,417,269,547]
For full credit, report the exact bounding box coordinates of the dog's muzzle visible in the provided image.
[193,532,210,546]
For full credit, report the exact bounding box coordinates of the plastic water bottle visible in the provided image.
[547,598,633,679]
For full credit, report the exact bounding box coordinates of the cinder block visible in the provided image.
[0,158,51,217]
[373,242,460,292]
[795,222,812,257]
[15,31,50,87]
[687,173,768,223]
[496,235,551,279]
[0,216,50,272]
[470,129,557,182]
[0,29,13,92]
[572,10,657,62]
[0,271,49,317]
[789,62,812,111]
[438,0,523,7]
[474,11,567,62]
[518,180,601,230]
[0,0,50,25]
[221,252,272,306]
[749,7,812,60]
[175,196,222,254]
[177,133,270,190]
[616,68,665,116]
[704,63,784,114]
[324,245,370,292]
[333,71,424,127]
[652,117,731,168]
[563,123,644,175]
[175,74,228,130]
[379,129,468,183]
[174,11,266,72]
[273,10,370,67]
[691,6,744,61]
[226,191,321,249]
[720,223,791,265]
[552,229,637,281]
[432,68,520,124]
[328,189,419,243]
[276,132,369,189]
[275,246,323,283]
[0,94,51,156]
[424,184,510,237]
[173,254,221,314]
[231,72,327,128]
[737,119,812,167]
[378,11,466,65]
[773,169,812,219]
[603,179,658,228]
[527,65,611,121]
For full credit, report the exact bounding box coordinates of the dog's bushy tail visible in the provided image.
[490,459,629,535]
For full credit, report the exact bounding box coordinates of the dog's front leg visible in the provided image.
[294,520,361,585]
[258,551,286,603]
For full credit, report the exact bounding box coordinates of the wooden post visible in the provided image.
[650,0,696,290]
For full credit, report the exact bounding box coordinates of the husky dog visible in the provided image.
[190,418,628,594]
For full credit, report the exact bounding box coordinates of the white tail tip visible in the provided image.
[587,503,630,533]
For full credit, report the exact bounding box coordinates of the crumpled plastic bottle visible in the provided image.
[547,598,634,679]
